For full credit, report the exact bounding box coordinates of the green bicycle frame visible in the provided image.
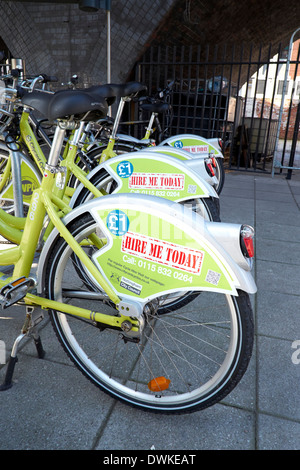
[19,113,109,202]
[0,155,11,193]
[0,159,141,330]
[19,110,47,174]
[0,112,108,244]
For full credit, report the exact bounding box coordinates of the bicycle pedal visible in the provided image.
[0,277,36,309]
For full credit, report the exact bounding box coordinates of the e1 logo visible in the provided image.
[106,210,129,236]
[174,140,183,149]
[117,161,134,178]
[0,340,5,364]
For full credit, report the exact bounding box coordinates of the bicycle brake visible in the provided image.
[0,276,36,309]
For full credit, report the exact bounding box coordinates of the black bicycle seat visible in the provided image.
[139,101,171,113]
[106,81,147,98]
[80,84,116,106]
[21,89,108,122]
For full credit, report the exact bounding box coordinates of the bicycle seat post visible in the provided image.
[47,122,67,168]
[111,97,127,140]
[69,121,85,146]
[144,112,157,139]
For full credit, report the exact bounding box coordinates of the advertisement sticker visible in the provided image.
[109,158,205,200]
[92,205,237,302]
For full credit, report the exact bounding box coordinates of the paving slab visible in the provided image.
[1,168,300,451]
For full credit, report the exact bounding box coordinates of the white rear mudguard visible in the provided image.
[116,133,152,146]
[159,134,223,158]
[69,151,218,209]
[37,194,257,308]
[141,146,218,187]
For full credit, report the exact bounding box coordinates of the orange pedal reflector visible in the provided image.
[12,277,26,286]
[148,376,171,392]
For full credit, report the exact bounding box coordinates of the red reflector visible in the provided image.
[207,163,215,176]
[241,225,255,258]
[243,237,254,258]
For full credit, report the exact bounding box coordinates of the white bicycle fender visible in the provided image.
[142,146,218,187]
[116,133,152,146]
[37,194,257,301]
[69,151,218,209]
[159,134,223,158]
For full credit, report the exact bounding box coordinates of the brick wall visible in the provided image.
[0,0,299,89]
[0,0,176,87]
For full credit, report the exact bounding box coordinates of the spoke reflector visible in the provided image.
[148,376,171,392]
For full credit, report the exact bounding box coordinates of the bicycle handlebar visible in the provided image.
[23,74,58,90]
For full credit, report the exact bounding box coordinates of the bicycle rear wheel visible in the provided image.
[45,212,254,414]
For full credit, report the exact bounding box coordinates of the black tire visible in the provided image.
[0,149,12,213]
[45,212,254,413]
[214,157,225,195]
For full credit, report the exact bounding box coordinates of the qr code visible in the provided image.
[188,184,197,194]
[205,270,221,286]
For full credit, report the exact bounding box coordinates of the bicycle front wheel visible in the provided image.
[45,212,254,414]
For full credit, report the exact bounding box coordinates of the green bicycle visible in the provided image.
[0,85,256,413]
[81,80,225,194]
[0,76,220,231]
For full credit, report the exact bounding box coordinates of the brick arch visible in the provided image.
[148,0,300,52]
[0,2,55,76]
[0,0,177,86]
[0,0,299,87]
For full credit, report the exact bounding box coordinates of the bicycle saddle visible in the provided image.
[78,84,116,106]
[104,81,147,99]
[70,82,147,102]
[139,101,171,113]
[21,89,108,122]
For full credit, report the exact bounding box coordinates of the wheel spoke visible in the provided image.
[46,213,253,413]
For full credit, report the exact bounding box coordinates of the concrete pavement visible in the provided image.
[1,169,300,450]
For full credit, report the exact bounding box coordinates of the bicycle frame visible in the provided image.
[0,108,101,227]
[0,74,257,406]
[87,96,223,168]
[1,85,220,223]
[0,124,256,328]
[0,110,48,217]
[0,121,256,313]
[1,104,220,244]
[0,124,139,330]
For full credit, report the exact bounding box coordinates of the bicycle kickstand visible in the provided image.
[0,306,45,391]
